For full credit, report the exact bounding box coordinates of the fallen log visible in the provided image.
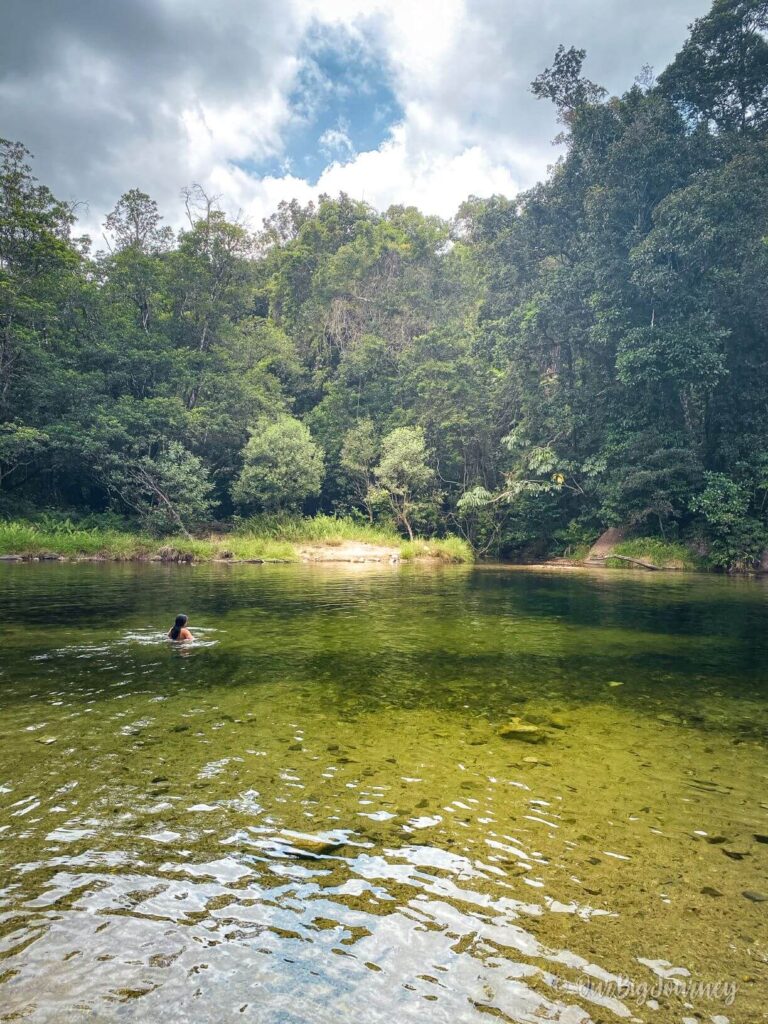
[588,554,664,571]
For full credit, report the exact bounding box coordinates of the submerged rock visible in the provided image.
[498,717,545,743]
[742,890,768,903]
[526,712,568,730]
[278,833,345,858]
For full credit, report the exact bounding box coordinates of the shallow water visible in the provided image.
[0,562,766,1023]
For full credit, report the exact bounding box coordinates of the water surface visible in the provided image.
[0,563,766,1023]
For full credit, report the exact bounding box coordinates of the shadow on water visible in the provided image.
[0,562,766,1022]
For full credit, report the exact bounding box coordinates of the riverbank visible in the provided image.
[524,535,768,575]
[561,536,703,571]
[0,517,473,565]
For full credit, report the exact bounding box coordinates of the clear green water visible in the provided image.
[0,563,766,1024]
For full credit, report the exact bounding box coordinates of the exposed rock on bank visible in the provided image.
[587,527,627,561]
[298,542,401,564]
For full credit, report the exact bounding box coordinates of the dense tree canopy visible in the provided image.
[0,0,766,566]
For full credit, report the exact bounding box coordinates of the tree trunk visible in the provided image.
[138,469,193,540]
[402,513,414,542]
[591,554,664,571]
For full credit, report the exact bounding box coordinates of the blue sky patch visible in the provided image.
[243,23,402,183]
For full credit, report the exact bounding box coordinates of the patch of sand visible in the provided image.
[297,541,401,563]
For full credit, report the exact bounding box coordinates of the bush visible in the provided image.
[232,416,324,513]
[690,472,765,570]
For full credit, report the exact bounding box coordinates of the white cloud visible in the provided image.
[321,127,520,214]
[228,121,520,227]
[0,0,708,237]
[318,120,355,158]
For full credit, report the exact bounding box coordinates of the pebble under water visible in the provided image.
[0,561,766,1023]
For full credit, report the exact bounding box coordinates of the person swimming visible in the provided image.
[168,614,193,641]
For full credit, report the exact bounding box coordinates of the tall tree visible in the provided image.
[658,0,768,132]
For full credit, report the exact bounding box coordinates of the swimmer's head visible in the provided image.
[169,613,188,639]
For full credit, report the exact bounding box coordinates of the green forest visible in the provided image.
[1,0,767,568]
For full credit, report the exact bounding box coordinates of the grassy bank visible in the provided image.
[604,538,701,571]
[0,516,473,564]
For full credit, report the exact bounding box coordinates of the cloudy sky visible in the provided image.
[1,0,708,237]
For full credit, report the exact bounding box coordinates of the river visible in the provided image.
[0,562,765,1023]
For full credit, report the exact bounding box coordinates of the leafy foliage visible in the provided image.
[1,0,767,569]
[232,415,325,513]
[373,427,435,541]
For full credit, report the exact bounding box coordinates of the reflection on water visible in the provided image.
[0,563,766,1023]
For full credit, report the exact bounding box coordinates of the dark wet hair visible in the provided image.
[169,614,188,640]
